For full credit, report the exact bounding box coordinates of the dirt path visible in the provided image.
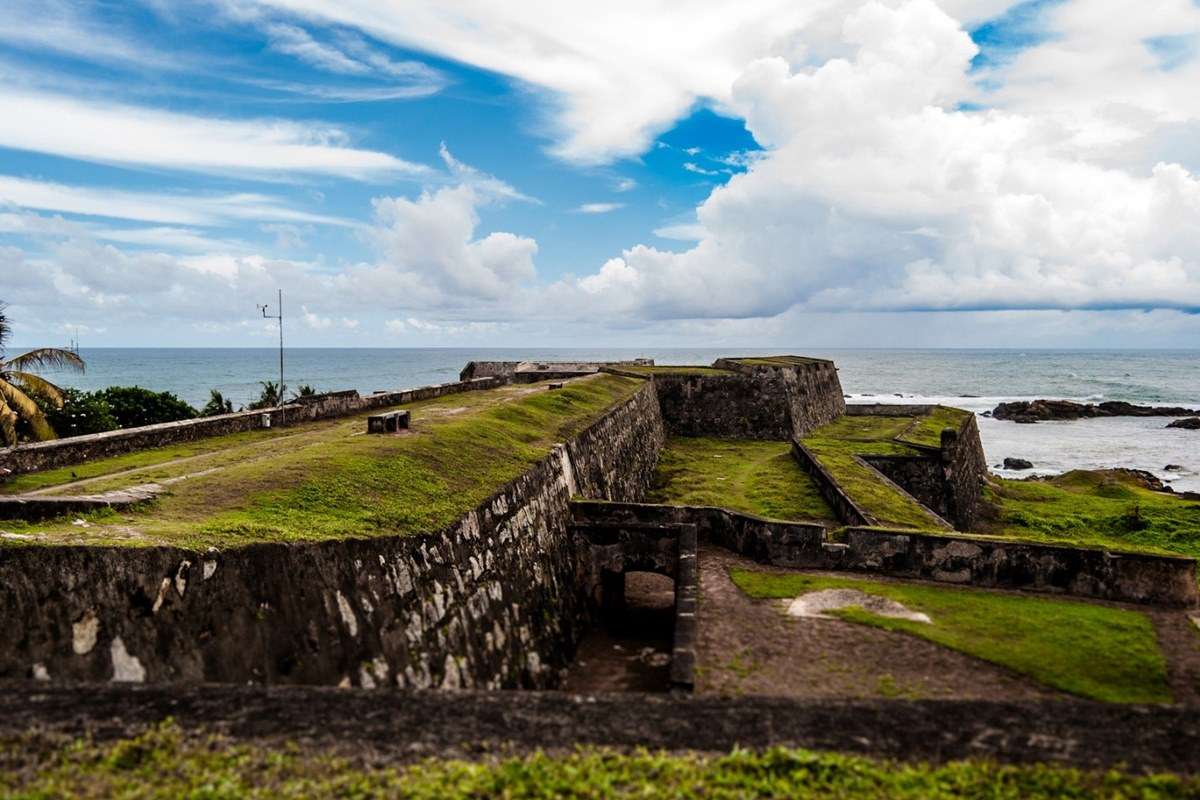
[694,546,1062,701]
[1150,610,1200,706]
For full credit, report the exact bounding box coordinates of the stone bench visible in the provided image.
[367,410,410,434]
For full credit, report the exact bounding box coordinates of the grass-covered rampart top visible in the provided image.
[986,470,1200,560]
[731,569,1171,704]
[620,365,736,376]
[728,355,832,368]
[5,720,1197,799]
[799,411,971,529]
[0,375,641,549]
[647,437,839,524]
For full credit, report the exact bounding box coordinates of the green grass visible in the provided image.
[0,376,640,549]
[988,470,1200,559]
[800,411,968,529]
[622,365,736,376]
[730,569,1170,704]
[646,437,838,523]
[897,406,972,449]
[4,721,1197,799]
[730,356,829,367]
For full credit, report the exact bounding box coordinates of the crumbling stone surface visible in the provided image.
[0,382,667,688]
[0,483,162,522]
[3,683,1200,773]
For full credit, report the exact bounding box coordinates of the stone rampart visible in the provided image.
[0,380,667,687]
[0,378,503,479]
[654,357,845,440]
[570,500,1199,607]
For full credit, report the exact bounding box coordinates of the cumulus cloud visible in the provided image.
[564,0,1200,317]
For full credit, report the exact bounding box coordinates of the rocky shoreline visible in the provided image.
[991,399,1198,424]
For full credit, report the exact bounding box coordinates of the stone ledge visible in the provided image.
[3,683,1199,773]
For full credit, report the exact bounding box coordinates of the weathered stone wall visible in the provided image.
[839,527,1199,607]
[940,415,989,530]
[655,358,845,440]
[715,358,845,437]
[0,380,667,687]
[570,500,1200,607]
[789,441,876,527]
[0,378,504,480]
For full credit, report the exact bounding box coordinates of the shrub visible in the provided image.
[247,381,282,410]
[200,389,235,417]
[33,388,118,438]
[100,386,197,429]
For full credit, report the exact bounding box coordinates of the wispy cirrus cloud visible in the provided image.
[574,202,624,214]
[0,88,428,180]
[0,175,356,228]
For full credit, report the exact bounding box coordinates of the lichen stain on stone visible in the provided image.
[31,662,50,681]
[72,611,99,655]
[335,591,358,637]
[151,577,171,614]
[202,559,218,581]
[109,637,146,682]
[174,560,191,597]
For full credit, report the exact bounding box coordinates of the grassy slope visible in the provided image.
[800,415,946,529]
[987,470,1200,559]
[4,723,1196,799]
[0,376,640,549]
[730,569,1170,703]
[622,365,736,376]
[646,437,838,523]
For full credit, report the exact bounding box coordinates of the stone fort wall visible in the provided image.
[0,379,666,687]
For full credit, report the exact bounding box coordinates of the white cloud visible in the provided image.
[0,175,354,228]
[301,304,332,329]
[682,162,719,176]
[266,22,372,74]
[564,0,1200,318]
[614,178,637,192]
[574,202,624,214]
[0,88,427,179]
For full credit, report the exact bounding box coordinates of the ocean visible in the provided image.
[28,347,1200,492]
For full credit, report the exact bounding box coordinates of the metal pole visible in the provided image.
[277,289,284,407]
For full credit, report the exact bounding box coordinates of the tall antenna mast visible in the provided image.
[258,289,284,407]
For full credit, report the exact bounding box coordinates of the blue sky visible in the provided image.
[2,1,1199,348]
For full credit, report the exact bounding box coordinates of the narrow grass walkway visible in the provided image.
[646,437,838,523]
[730,569,1171,704]
[4,721,1197,799]
[987,470,1200,559]
[0,375,640,549]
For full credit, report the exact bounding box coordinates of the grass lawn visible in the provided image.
[987,470,1200,559]
[730,569,1170,704]
[0,375,640,549]
[799,407,972,530]
[621,365,736,376]
[4,721,1196,799]
[646,437,838,523]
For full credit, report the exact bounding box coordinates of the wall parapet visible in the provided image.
[570,500,1199,608]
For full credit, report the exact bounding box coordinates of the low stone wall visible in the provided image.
[0,380,667,687]
[0,484,161,522]
[571,500,1199,607]
[789,441,875,526]
[7,685,1200,774]
[716,357,845,436]
[839,527,1198,607]
[0,378,503,480]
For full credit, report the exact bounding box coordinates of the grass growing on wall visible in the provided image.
[5,721,1198,799]
[646,437,838,523]
[987,470,1200,559]
[730,569,1171,704]
[622,365,737,376]
[896,406,972,449]
[0,376,641,549]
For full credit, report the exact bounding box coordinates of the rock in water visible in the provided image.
[992,399,1197,423]
[1003,457,1033,470]
[1166,417,1200,430]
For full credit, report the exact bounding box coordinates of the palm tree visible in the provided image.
[0,304,86,446]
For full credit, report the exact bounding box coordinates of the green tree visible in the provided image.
[0,303,86,445]
[100,386,197,428]
[200,389,235,417]
[292,384,317,399]
[247,381,283,410]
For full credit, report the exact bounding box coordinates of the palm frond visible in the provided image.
[8,371,65,406]
[0,379,56,441]
[4,347,85,373]
[0,302,10,355]
[0,396,17,447]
